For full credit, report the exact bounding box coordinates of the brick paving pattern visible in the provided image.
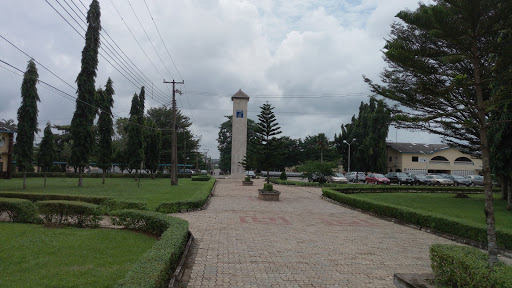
[176,178,456,287]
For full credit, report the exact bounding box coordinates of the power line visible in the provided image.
[49,0,171,105]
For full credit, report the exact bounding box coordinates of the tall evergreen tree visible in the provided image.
[145,119,162,177]
[16,59,40,189]
[96,78,115,184]
[335,97,390,173]
[37,122,56,187]
[126,90,144,178]
[363,0,512,266]
[70,0,101,186]
[254,103,282,184]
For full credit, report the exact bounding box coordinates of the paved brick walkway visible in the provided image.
[175,178,455,287]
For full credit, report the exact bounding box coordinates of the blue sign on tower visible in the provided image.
[236,110,244,118]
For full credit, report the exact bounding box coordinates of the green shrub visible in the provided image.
[37,200,102,227]
[264,183,273,191]
[430,244,512,288]
[0,192,110,205]
[155,199,207,214]
[0,197,39,223]
[280,171,287,181]
[112,210,189,288]
[11,172,206,179]
[191,175,211,181]
[244,176,251,182]
[322,188,512,249]
[101,199,146,212]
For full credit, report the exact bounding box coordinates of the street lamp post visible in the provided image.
[419,150,429,173]
[343,138,356,173]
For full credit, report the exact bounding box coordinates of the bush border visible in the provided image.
[156,178,216,214]
[322,188,512,251]
[0,197,40,223]
[111,209,189,288]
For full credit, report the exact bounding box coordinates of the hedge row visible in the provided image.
[37,200,102,227]
[0,192,146,212]
[155,179,215,214]
[11,172,204,179]
[322,188,512,250]
[191,175,211,181]
[430,244,512,287]
[111,210,189,288]
[0,197,40,223]
[269,178,345,188]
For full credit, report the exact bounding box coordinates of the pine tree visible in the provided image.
[16,59,40,189]
[96,78,115,184]
[254,103,282,184]
[364,0,512,266]
[70,0,101,187]
[37,122,55,187]
[126,89,144,178]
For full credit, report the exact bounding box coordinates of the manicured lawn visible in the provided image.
[0,222,156,288]
[349,193,512,230]
[0,177,215,210]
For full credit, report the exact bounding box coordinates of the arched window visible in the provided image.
[431,156,449,162]
[454,157,474,165]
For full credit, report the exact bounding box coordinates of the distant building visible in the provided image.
[0,123,16,179]
[386,142,482,176]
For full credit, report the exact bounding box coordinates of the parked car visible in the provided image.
[444,175,471,186]
[309,172,327,183]
[385,172,414,185]
[178,169,194,174]
[327,173,349,184]
[245,171,256,178]
[465,175,484,186]
[200,170,208,174]
[411,174,431,186]
[425,175,454,186]
[346,171,366,183]
[365,173,390,185]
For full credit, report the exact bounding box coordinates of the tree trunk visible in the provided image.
[23,171,26,189]
[472,42,498,267]
[507,175,512,211]
[44,170,47,187]
[501,176,507,200]
[78,168,83,187]
[102,171,105,184]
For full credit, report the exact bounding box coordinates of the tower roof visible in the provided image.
[231,89,250,101]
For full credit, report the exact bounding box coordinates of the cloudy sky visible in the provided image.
[0,0,441,159]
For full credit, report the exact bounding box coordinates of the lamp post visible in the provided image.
[343,138,356,173]
[419,150,429,173]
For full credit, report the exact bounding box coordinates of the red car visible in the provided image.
[365,173,390,185]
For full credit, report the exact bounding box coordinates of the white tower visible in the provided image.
[231,89,250,178]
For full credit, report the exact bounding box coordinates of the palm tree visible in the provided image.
[317,133,329,163]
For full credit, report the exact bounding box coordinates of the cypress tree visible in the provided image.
[16,59,40,189]
[37,122,56,187]
[96,78,115,184]
[126,91,144,178]
[145,119,162,178]
[70,0,101,186]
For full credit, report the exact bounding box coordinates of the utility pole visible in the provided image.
[164,79,184,185]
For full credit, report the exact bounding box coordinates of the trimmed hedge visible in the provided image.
[264,183,274,191]
[155,179,215,213]
[12,172,204,179]
[322,188,512,250]
[0,197,39,223]
[37,200,102,227]
[430,244,512,288]
[0,192,146,212]
[191,175,211,181]
[111,210,189,288]
[270,178,352,188]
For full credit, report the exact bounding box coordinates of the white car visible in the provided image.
[327,173,349,184]
[245,171,256,178]
[425,175,454,186]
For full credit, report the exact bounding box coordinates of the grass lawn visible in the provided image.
[349,193,512,231]
[0,222,156,288]
[0,177,215,210]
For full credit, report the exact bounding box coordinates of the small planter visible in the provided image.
[258,189,280,201]
[242,181,254,186]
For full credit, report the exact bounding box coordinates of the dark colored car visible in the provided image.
[385,172,414,185]
[444,175,471,186]
[365,173,390,185]
[411,174,431,185]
